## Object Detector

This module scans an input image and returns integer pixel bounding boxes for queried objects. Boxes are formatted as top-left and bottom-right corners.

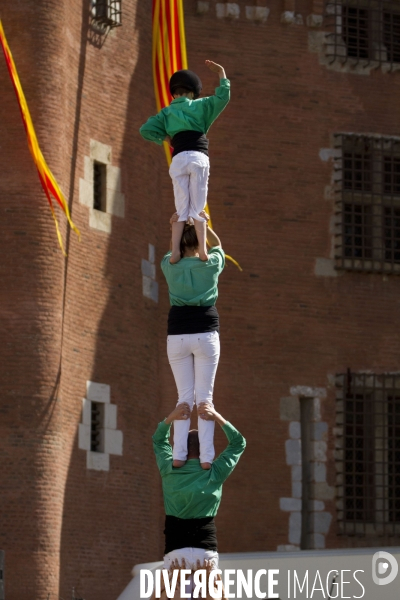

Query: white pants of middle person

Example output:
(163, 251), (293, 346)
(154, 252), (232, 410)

(167, 331), (220, 464)
(169, 151), (210, 222)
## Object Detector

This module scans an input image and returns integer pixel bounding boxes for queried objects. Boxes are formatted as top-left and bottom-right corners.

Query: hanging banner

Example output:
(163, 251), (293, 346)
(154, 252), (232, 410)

(152, 0), (187, 165)
(0, 20), (80, 255)
(151, 1), (242, 270)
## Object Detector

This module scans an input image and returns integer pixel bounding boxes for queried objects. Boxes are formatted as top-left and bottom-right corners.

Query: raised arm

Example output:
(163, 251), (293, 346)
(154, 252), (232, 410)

(201, 60), (230, 132)
(199, 210), (222, 248)
(153, 403), (190, 474)
(165, 403), (191, 425)
(205, 60), (226, 80)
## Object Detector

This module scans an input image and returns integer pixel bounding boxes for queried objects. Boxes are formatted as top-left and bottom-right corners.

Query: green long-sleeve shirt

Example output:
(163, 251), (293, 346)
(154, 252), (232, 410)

(161, 247), (225, 306)
(152, 420), (246, 519)
(140, 79), (230, 145)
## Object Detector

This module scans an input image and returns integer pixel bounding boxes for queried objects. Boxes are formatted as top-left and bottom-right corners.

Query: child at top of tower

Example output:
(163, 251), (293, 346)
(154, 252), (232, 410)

(139, 60), (230, 264)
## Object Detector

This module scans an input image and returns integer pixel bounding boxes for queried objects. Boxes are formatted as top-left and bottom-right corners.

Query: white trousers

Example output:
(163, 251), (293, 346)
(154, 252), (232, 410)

(169, 151), (210, 222)
(167, 331), (220, 463)
(163, 547), (219, 570)
(164, 548), (219, 599)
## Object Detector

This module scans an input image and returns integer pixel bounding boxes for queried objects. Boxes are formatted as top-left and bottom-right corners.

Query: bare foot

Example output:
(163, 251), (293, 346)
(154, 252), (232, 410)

(201, 462), (211, 470)
(169, 251), (181, 264)
(173, 460), (186, 468)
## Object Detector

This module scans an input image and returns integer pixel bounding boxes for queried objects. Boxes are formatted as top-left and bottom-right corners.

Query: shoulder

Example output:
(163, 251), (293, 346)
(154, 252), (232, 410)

(161, 252), (172, 270)
(208, 247), (225, 266)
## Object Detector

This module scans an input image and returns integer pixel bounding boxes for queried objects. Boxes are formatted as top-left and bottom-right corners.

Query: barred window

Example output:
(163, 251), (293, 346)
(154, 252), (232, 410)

(91, 0), (122, 29)
(336, 372), (400, 536)
(334, 134), (400, 274)
(325, 1), (400, 69)
(93, 161), (107, 212)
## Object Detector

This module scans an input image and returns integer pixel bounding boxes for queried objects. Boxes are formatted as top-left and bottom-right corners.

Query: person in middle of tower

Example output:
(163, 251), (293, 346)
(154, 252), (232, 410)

(139, 60), (230, 263)
(161, 211), (224, 470)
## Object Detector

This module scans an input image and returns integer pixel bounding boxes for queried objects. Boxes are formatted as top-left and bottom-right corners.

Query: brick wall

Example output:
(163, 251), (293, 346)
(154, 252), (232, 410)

(1, 0), (400, 598)
(157, 0), (400, 554)
(1, 1), (163, 599)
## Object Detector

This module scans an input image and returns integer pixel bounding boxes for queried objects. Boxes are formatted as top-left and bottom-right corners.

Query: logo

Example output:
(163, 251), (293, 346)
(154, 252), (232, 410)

(372, 551), (398, 586)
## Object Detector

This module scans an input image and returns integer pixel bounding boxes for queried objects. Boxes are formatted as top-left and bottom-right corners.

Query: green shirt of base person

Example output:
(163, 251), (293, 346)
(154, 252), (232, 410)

(152, 402), (246, 569)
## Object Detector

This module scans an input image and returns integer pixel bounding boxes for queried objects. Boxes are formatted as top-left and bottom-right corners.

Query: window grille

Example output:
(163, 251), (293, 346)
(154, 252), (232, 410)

(91, 0), (122, 29)
(91, 402), (103, 452)
(336, 372), (400, 536)
(334, 133), (400, 274)
(325, 1), (400, 70)
(93, 162), (107, 212)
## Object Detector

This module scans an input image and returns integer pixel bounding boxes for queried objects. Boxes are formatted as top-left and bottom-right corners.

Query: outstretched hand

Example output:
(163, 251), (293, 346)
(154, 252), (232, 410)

(205, 60), (226, 78)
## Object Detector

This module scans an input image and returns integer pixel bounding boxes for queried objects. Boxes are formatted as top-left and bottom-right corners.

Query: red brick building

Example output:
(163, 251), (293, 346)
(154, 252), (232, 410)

(1, 1), (400, 599)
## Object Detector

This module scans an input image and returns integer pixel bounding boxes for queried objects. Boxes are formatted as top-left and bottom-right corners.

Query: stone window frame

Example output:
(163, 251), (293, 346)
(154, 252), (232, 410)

(79, 139), (125, 234)
(324, 0), (400, 72)
(333, 133), (400, 275)
(78, 381), (123, 471)
(335, 372), (400, 536)
(279, 386), (334, 551)
(142, 243), (159, 303)
(196, 2), (270, 23)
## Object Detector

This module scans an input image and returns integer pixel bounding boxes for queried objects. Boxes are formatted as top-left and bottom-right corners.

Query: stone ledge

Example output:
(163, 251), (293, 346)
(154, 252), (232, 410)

(315, 258), (338, 277)
(246, 6), (269, 23)
(87, 381), (111, 403)
(216, 3), (240, 19)
(290, 385), (327, 399)
(197, 0), (209, 13)
(281, 11), (303, 25)
(86, 451), (109, 471)
(89, 208), (112, 233)
(90, 139), (111, 164)
(307, 13), (323, 27)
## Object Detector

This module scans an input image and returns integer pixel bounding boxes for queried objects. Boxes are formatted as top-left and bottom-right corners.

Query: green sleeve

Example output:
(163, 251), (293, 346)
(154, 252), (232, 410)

(211, 422), (246, 483)
(208, 247), (225, 272)
(160, 252), (172, 278)
(152, 420), (172, 475)
(139, 112), (167, 145)
(201, 78), (231, 133)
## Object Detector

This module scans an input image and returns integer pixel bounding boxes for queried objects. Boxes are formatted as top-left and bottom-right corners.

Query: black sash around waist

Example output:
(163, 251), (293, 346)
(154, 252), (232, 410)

(167, 305), (219, 335)
(164, 515), (218, 555)
(171, 130), (209, 157)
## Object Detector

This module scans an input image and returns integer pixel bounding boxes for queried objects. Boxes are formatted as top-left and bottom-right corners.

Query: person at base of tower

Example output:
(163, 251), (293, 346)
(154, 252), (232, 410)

(139, 60), (230, 264)
(152, 402), (246, 572)
(161, 212), (224, 470)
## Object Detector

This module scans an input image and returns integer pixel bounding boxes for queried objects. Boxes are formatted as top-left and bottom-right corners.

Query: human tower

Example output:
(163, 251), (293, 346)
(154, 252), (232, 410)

(140, 62), (246, 598)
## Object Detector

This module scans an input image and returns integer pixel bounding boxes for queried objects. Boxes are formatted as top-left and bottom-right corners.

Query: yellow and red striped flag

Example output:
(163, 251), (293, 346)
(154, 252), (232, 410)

(0, 20), (80, 256)
(152, 1), (241, 270)
(152, 0), (187, 166)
